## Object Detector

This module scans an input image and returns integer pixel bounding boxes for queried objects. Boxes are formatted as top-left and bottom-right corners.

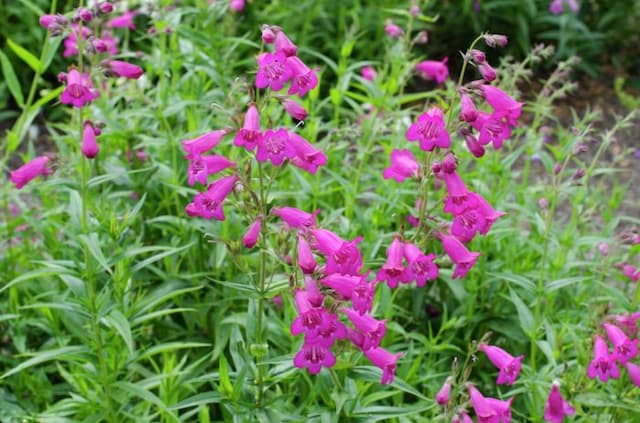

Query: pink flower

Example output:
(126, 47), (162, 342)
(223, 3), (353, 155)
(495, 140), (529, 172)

(63, 25), (91, 57)
(451, 193), (505, 242)
(383, 149), (419, 182)
(297, 235), (317, 274)
(622, 264), (640, 282)
(484, 34), (509, 48)
(287, 56), (318, 97)
(439, 233), (480, 279)
(242, 217), (262, 248)
(191, 175), (237, 220)
(384, 23), (404, 38)
(544, 382), (575, 422)
(453, 412), (474, 423)
(435, 377), (452, 406)
(603, 323), (639, 364)
(479, 85), (523, 126)
(274, 31), (297, 57)
(342, 307), (386, 351)
(182, 130), (228, 157)
(261, 25), (276, 44)
(272, 206), (318, 229)
(60, 69), (99, 108)
(293, 343), (335, 374)
(402, 243), (438, 287)
(479, 62), (497, 82)
(377, 238), (405, 289)
(363, 347), (402, 384)
(107, 11), (136, 30)
(626, 362), (640, 387)
(39, 14), (68, 34)
(415, 58), (449, 84)
(234, 105), (262, 150)
(478, 344), (523, 385)
(460, 93), (479, 122)
(92, 32), (119, 55)
(406, 107), (450, 151)
(10, 156), (51, 189)
(471, 111), (512, 149)
(587, 334), (620, 382)
(291, 290), (330, 338)
(282, 98), (308, 120)
(255, 52), (293, 91)
(549, 0), (564, 14)
(608, 311), (640, 337)
(361, 66), (377, 81)
(104, 60), (143, 79)
(256, 128), (295, 165)
(468, 385), (499, 423)
(288, 132), (327, 175)
(485, 397), (514, 423)
(320, 273), (375, 315)
(303, 275), (324, 307)
(442, 171), (478, 215)
(229, 0), (245, 12)
(81, 121), (100, 159)
(312, 229), (364, 275)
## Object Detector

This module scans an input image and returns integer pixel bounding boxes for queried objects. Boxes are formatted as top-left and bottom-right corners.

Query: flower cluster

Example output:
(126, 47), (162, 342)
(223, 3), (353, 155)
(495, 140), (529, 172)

(549, 0), (580, 14)
(588, 315), (640, 386)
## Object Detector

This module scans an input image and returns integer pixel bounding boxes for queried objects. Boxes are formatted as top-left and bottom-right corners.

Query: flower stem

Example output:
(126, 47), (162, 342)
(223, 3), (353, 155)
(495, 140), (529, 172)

(254, 161), (268, 407)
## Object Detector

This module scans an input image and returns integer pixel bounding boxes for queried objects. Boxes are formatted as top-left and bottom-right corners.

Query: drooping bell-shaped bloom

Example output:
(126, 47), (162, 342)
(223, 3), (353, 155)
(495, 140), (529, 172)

(435, 377), (452, 406)
(294, 343), (336, 374)
(63, 25), (92, 57)
(544, 382), (576, 422)
(479, 62), (497, 82)
(622, 264), (640, 282)
(383, 149), (419, 182)
(472, 193), (506, 234)
(302, 275), (324, 307)
(478, 344), (524, 385)
(192, 175), (237, 220)
(460, 93), (479, 122)
(297, 235), (317, 274)
(256, 128), (295, 165)
(603, 323), (639, 365)
(342, 307), (386, 351)
(104, 60), (143, 79)
(453, 412), (474, 423)
(402, 242), (438, 287)
(10, 156), (51, 189)
(274, 31), (297, 57)
(107, 10), (136, 30)
(442, 171), (478, 215)
(485, 397), (514, 423)
(377, 238), (405, 289)
(40, 14), (68, 34)
(384, 22), (404, 38)
(81, 121), (100, 159)
(479, 85), (523, 126)
(291, 290), (330, 338)
(288, 132), (327, 175)
(439, 233), (480, 279)
(406, 107), (450, 151)
(282, 98), (308, 120)
(312, 229), (364, 276)
(272, 206), (319, 229)
(472, 111), (512, 149)
(626, 362), (640, 387)
(415, 58), (449, 84)
(484, 34), (509, 48)
(182, 129), (228, 158)
(234, 105), (262, 150)
(465, 133), (485, 158)
(361, 66), (377, 81)
(468, 385), (499, 423)
(312, 313), (348, 347)
(287, 56), (318, 97)
(255, 52), (293, 91)
(363, 347), (402, 384)
(608, 311), (640, 337)
(242, 217), (262, 248)
(60, 69), (99, 108)
(92, 32), (119, 55)
(451, 207), (488, 243)
(187, 154), (235, 186)
(587, 334), (620, 382)
(320, 273), (375, 315)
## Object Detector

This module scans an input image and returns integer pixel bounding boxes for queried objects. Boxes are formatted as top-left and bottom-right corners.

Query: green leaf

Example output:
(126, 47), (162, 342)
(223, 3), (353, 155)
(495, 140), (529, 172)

(168, 392), (223, 411)
(509, 289), (534, 335)
(7, 39), (41, 73)
(79, 233), (113, 275)
(1, 346), (89, 379)
(113, 381), (170, 413)
(218, 355), (233, 395)
(102, 310), (134, 354)
(0, 50), (24, 107)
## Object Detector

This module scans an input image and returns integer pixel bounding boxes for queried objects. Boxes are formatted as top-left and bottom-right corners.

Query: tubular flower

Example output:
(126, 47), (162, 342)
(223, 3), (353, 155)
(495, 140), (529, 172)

(272, 206), (318, 229)
(290, 290), (330, 338)
(282, 98), (308, 120)
(63, 25), (92, 57)
(402, 242), (438, 287)
(384, 23), (404, 38)
(293, 343), (336, 375)
(361, 66), (377, 81)
(297, 235), (317, 274)
(406, 107), (451, 151)
(320, 273), (375, 315)
(544, 382), (576, 422)
(256, 128), (295, 165)
(303, 275), (324, 307)
(468, 385), (499, 423)
(187, 154), (236, 186)
(107, 10), (136, 30)
(274, 30), (297, 56)
(383, 149), (419, 182)
(234, 105), (262, 150)
(415, 58), (449, 84)
(242, 217), (262, 248)
(460, 93), (479, 122)
(376, 237), (405, 289)
(286, 56), (318, 97)
(587, 334), (620, 382)
(190, 175), (237, 220)
(363, 347), (402, 384)
(435, 377), (453, 406)
(626, 362), (640, 387)
(485, 397), (514, 423)
(342, 307), (386, 351)
(442, 171), (478, 216)
(10, 156), (51, 189)
(104, 60), (143, 79)
(288, 132), (327, 175)
(255, 52), (293, 91)
(603, 323), (639, 364)
(472, 111), (512, 149)
(81, 121), (100, 159)
(60, 69), (99, 108)
(478, 344), (524, 385)
(439, 233), (480, 279)
(182, 130), (228, 158)
(622, 264), (640, 282)
(479, 85), (523, 126)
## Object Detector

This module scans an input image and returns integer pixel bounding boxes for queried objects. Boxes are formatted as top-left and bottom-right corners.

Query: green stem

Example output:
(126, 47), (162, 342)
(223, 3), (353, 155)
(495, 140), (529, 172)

(254, 162), (268, 407)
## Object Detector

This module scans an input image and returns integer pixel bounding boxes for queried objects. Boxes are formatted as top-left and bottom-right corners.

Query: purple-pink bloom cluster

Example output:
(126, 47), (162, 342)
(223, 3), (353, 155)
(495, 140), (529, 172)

(587, 315), (640, 386)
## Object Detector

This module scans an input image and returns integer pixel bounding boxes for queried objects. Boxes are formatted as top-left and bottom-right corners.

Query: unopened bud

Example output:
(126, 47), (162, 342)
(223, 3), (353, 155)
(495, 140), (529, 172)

(442, 154), (457, 173)
(479, 62), (497, 82)
(485, 34), (508, 47)
(414, 31), (429, 44)
(464, 133), (485, 158)
(538, 198), (549, 209)
(261, 25), (276, 44)
(598, 242), (609, 256)
(572, 168), (585, 180)
(469, 49), (486, 63)
(553, 163), (562, 175)
(97, 2), (114, 14)
(75, 7), (93, 22)
(431, 161), (442, 174)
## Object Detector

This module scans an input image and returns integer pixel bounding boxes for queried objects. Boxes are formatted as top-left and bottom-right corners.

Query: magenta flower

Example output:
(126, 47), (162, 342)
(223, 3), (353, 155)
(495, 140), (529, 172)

(297, 235), (317, 274)
(187, 154), (234, 186)
(81, 121), (100, 159)
(587, 334), (620, 382)
(415, 58), (449, 84)
(291, 290), (330, 338)
(293, 343), (336, 375)
(608, 311), (640, 337)
(478, 343), (524, 385)
(549, 0), (564, 13)
(282, 98), (308, 120)
(10, 156), (51, 189)
(182, 130), (228, 158)
(287, 56), (318, 97)
(402, 243), (438, 287)
(342, 307), (386, 351)
(377, 238), (405, 289)
(363, 347), (402, 384)
(544, 382), (575, 422)
(39, 14), (68, 34)
(234, 105), (262, 150)
(104, 60), (143, 79)
(622, 264), (640, 282)
(107, 11), (136, 30)
(435, 377), (452, 406)
(603, 323), (639, 364)
(261, 25), (276, 44)
(384, 23), (404, 38)
(451, 207), (487, 243)
(272, 206), (318, 229)
(274, 31), (297, 57)
(192, 175), (237, 220)
(229, 0), (245, 12)
(63, 25), (92, 57)
(406, 107), (450, 151)
(242, 217), (262, 248)
(453, 412), (474, 423)
(626, 362), (640, 387)
(312, 229), (364, 275)
(61, 69), (99, 108)
(479, 85), (523, 126)
(485, 397), (514, 423)
(361, 66), (377, 81)
(442, 171), (478, 216)
(93, 32), (119, 55)
(303, 275), (324, 307)
(256, 128), (295, 165)
(479, 62), (497, 82)
(468, 385), (499, 423)
(460, 93), (479, 122)
(471, 111), (512, 149)
(320, 273), (375, 315)
(288, 132), (327, 175)
(439, 233), (480, 279)
(255, 52), (293, 91)
(312, 313), (348, 347)
(383, 149), (419, 182)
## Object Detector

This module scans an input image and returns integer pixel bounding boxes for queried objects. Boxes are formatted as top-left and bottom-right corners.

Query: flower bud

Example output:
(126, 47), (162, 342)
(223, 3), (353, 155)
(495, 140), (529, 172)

(539, 197), (549, 209)
(479, 62), (496, 82)
(485, 34), (508, 47)
(414, 31), (428, 44)
(572, 168), (585, 180)
(75, 7), (93, 22)
(553, 163), (562, 175)
(442, 154), (457, 173)
(282, 98), (308, 120)
(469, 49), (486, 63)
(598, 242), (609, 256)
(465, 133), (485, 158)
(431, 161), (442, 174)
(261, 25), (276, 44)
(81, 121), (100, 159)
(97, 2), (114, 14)
(410, 5), (420, 16)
